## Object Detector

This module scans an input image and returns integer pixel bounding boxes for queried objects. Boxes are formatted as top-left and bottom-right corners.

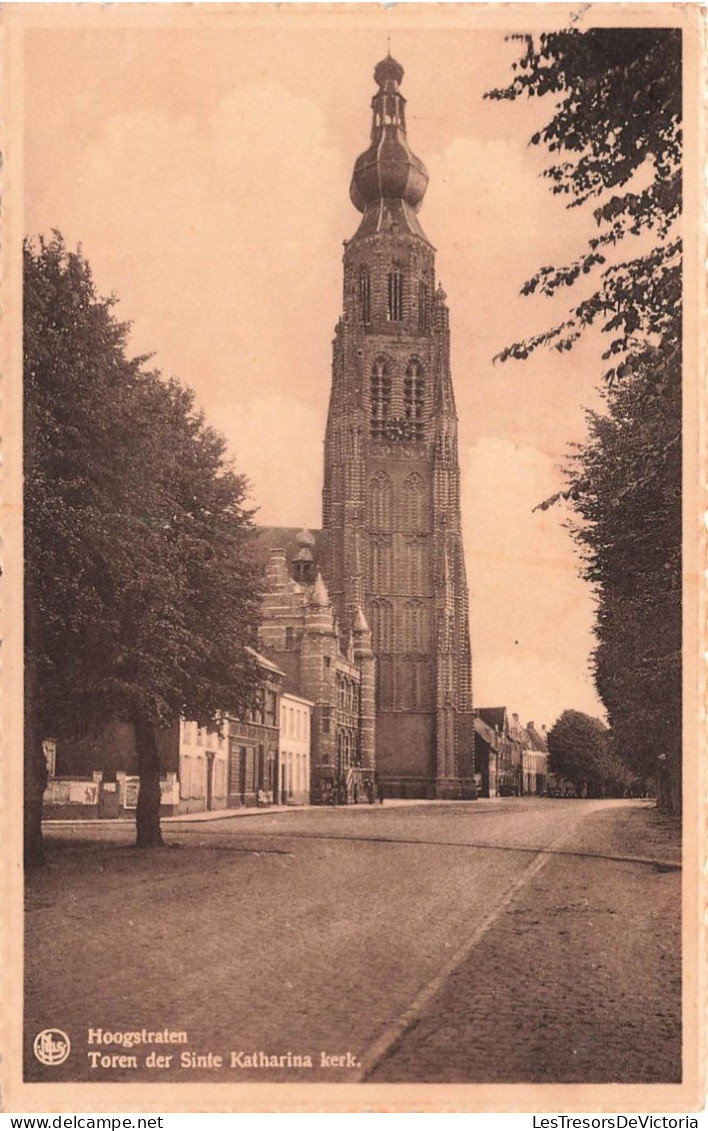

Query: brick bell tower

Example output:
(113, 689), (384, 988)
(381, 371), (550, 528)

(322, 54), (473, 799)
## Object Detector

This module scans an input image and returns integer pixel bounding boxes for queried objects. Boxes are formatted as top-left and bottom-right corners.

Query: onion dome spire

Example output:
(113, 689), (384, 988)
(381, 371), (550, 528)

(295, 527), (315, 548)
(349, 55), (430, 241)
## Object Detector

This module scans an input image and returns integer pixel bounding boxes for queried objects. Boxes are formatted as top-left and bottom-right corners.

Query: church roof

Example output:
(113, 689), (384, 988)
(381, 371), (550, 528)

(473, 716), (499, 749)
(244, 645), (286, 679)
(477, 707), (508, 733)
(254, 526), (325, 573)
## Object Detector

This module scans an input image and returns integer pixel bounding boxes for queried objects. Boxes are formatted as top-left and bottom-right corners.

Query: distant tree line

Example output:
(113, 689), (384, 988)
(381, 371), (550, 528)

(24, 234), (263, 864)
(488, 29), (682, 815)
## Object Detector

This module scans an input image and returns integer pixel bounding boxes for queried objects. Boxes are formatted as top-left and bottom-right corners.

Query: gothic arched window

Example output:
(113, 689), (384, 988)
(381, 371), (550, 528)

(358, 264), (371, 324)
(403, 600), (426, 651)
(369, 471), (392, 530)
(418, 273), (431, 331)
(371, 536), (393, 593)
(376, 657), (393, 710)
(404, 359), (425, 440)
(403, 537), (425, 594)
(403, 471), (425, 531)
(371, 599), (394, 653)
(370, 357), (391, 438)
(404, 656), (429, 709)
(387, 263), (404, 322)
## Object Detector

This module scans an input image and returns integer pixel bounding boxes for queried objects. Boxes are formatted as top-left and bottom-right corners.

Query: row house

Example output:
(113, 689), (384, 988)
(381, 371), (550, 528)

(471, 715), (499, 798)
(178, 648), (287, 813)
(278, 691), (313, 806)
(522, 721), (550, 797)
(42, 649), (297, 819)
(475, 708), (549, 797)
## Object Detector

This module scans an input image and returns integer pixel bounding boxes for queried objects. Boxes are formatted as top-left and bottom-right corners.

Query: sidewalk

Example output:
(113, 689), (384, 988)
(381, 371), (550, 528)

(43, 795), (481, 827)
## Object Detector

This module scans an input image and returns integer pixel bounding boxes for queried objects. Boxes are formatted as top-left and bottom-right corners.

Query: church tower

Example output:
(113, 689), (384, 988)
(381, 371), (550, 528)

(322, 55), (473, 798)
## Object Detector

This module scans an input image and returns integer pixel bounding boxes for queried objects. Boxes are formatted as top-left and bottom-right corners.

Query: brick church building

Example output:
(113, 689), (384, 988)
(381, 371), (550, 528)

(256, 528), (376, 805)
(257, 55), (475, 800)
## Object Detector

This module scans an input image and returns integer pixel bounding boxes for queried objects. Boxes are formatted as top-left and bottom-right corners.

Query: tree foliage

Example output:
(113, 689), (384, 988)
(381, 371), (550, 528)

(488, 29), (682, 814)
(24, 234), (263, 860)
(487, 28), (681, 383)
(566, 351), (681, 807)
(547, 710), (632, 797)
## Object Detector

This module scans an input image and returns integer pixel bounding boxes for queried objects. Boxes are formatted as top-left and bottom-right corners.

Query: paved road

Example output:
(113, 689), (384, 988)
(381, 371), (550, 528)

(25, 798), (680, 1084)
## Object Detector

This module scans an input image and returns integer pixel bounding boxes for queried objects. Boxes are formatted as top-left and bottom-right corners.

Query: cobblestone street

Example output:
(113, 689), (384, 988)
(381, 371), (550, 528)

(25, 799), (681, 1085)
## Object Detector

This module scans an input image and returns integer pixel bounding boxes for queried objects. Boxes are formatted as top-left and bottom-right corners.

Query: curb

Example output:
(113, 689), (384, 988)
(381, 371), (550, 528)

(42, 797), (483, 828)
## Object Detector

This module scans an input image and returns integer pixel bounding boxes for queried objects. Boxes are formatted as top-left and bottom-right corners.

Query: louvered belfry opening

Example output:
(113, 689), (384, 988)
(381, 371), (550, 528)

(404, 359), (425, 440)
(370, 358), (391, 438)
(387, 264), (404, 322)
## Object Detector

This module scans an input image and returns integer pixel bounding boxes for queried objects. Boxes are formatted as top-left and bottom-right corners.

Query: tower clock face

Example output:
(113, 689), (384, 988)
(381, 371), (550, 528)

(383, 417), (414, 442)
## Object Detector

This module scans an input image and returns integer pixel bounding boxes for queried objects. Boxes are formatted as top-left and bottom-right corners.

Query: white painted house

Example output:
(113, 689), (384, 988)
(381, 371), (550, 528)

(278, 692), (313, 806)
(178, 718), (228, 814)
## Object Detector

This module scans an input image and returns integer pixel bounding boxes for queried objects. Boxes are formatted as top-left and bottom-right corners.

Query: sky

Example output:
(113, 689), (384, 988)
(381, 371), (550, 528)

(23, 9), (614, 728)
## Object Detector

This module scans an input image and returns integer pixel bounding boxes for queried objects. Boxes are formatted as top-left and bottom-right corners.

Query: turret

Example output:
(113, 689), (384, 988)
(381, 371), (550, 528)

(292, 527), (317, 585)
(352, 606), (376, 771)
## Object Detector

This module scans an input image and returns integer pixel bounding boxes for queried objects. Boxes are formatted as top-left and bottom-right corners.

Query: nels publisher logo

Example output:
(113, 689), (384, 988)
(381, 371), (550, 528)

(33, 1028), (71, 1066)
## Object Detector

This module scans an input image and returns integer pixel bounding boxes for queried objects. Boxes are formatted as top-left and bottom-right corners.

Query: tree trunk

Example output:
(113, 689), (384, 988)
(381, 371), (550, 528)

(656, 747), (682, 818)
(134, 718), (164, 847)
(24, 656), (47, 869)
(24, 716), (47, 868)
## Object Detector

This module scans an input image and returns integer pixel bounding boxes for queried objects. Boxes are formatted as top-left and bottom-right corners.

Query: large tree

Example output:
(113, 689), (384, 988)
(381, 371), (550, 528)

(488, 29), (682, 813)
(547, 710), (632, 798)
(24, 234), (263, 862)
(566, 351), (681, 809)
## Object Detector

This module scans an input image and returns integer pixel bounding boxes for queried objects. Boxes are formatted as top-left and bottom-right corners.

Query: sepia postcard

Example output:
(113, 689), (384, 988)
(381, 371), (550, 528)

(1, 1), (704, 1115)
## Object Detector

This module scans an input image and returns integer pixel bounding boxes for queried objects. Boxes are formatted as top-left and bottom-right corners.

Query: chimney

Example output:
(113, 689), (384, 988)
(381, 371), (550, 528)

(266, 548), (289, 589)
